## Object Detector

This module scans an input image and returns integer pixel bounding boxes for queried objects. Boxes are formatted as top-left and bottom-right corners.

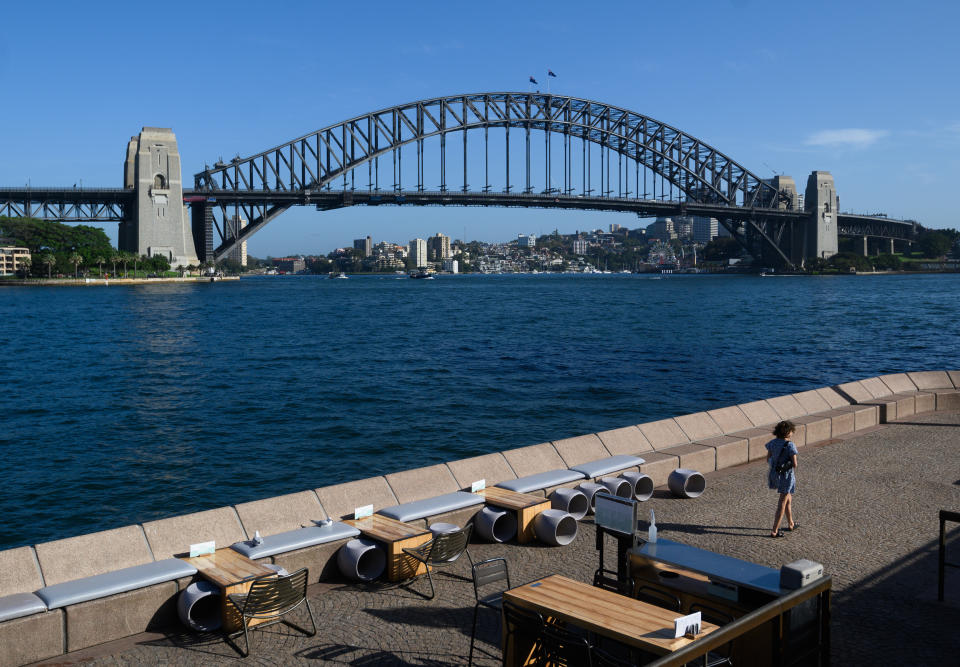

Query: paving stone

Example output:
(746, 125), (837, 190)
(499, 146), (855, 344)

(43, 412), (960, 666)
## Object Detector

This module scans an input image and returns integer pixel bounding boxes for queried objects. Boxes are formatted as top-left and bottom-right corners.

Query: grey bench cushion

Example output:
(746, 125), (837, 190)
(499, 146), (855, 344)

(569, 455), (646, 478)
(231, 522), (360, 560)
(377, 491), (484, 523)
(0, 592), (47, 622)
(496, 469), (586, 494)
(35, 558), (197, 610)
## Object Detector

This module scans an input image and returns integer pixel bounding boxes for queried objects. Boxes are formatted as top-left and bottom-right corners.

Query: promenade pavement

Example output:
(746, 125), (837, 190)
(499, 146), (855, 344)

(36, 411), (960, 666)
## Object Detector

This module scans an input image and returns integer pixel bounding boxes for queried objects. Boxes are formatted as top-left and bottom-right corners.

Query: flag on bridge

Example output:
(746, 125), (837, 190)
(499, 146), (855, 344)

(529, 76), (538, 84)
(548, 70), (557, 77)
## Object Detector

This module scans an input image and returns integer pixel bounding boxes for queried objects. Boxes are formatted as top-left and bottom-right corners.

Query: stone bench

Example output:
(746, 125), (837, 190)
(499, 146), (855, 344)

(495, 469), (586, 494)
(0, 592), (47, 623)
(568, 454), (645, 478)
(230, 522), (361, 561)
(35, 559), (197, 610)
(31, 524), (205, 654)
(378, 491), (484, 523)
(0, 546), (63, 666)
(233, 490), (358, 582)
(382, 464), (487, 528)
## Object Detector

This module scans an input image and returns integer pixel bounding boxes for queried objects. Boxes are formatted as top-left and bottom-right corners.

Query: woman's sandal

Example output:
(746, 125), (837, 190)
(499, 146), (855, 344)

(770, 530), (785, 538)
(787, 523), (800, 532)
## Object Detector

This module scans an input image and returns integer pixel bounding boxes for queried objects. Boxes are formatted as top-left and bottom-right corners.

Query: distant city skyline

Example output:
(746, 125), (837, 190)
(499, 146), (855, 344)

(1, 1), (956, 256)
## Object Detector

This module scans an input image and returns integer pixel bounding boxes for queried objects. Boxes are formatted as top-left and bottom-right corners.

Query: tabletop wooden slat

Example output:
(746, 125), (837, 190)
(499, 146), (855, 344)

(344, 514), (430, 542)
(181, 548), (276, 588)
(503, 574), (718, 655)
(477, 487), (550, 510)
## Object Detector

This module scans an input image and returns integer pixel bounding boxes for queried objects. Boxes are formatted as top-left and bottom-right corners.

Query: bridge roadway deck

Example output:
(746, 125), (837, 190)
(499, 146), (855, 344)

(38, 411), (960, 666)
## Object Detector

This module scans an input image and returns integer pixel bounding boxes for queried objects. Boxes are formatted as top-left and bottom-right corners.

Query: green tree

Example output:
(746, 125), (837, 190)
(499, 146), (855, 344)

(828, 252), (872, 273)
(93, 255), (105, 277)
(872, 253), (902, 271)
(17, 256), (31, 278)
(918, 231), (952, 259)
(703, 237), (741, 261)
(41, 253), (56, 278)
(69, 252), (83, 278)
(111, 252), (121, 277)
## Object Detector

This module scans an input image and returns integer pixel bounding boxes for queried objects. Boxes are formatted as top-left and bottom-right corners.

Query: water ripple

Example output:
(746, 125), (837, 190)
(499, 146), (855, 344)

(2, 273), (958, 549)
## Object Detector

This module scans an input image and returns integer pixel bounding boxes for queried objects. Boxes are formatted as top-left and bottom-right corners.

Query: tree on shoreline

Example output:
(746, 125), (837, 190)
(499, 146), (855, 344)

(69, 252), (83, 278)
(41, 253), (55, 278)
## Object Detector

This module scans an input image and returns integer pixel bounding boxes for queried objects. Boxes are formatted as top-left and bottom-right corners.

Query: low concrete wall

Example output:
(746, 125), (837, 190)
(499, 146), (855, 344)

(2, 370), (957, 664)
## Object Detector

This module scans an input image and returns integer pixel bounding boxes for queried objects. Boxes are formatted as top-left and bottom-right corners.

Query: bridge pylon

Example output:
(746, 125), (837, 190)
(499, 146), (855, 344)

(119, 128), (198, 268)
(802, 171), (839, 263)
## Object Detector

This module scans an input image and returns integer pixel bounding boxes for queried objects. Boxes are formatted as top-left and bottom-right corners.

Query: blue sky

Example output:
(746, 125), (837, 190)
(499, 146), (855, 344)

(1, 0), (957, 256)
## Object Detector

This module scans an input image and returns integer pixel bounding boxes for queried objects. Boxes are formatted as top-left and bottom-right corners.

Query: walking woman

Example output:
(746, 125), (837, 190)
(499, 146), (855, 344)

(766, 420), (799, 538)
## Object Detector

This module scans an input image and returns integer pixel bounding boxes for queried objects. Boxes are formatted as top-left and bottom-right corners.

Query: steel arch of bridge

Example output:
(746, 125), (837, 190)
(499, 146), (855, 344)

(195, 92), (794, 263)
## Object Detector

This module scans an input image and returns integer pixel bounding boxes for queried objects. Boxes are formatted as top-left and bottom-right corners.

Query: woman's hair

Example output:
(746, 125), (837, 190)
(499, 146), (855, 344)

(773, 420), (795, 439)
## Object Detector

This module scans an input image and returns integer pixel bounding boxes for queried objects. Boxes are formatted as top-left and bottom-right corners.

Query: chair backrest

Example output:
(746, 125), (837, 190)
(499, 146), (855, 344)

(689, 602), (734, 626)
(428, 523), (473, 564)
(242, 568), (309, 618)
(472, 557), (510, 601)
(542, 621), (592, 666)
(591, 645), (633, 667)
(635, 584), (682, 612)
(502, 600), (545, 659)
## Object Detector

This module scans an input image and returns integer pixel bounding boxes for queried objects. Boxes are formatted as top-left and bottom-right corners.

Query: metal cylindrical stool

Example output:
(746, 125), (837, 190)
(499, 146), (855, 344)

(550, 487), (589, 520)
(178, 580), (221, 632)
(475, 506), (518, 543)
(533, 509), (578, 546)
(668, 469), (706, 498)
(429, 522), (460, 537)
(620, 471), (654, 502)
(262, 563), (289, 577)
(576, 481), (608, 514)
(337, 538), (386, 581)
(600, 477), (633, 498)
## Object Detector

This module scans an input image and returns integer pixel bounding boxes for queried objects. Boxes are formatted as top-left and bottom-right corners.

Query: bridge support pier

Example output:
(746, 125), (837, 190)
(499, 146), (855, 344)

(888, 238), (895, 254)
(804, 171), (840, 261)
(859, 236), (869, 257)
(121, 128), (198, 268)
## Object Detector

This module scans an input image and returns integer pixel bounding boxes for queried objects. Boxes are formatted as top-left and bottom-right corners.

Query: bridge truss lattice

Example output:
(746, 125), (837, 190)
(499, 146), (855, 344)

(194, 92), (798, 263)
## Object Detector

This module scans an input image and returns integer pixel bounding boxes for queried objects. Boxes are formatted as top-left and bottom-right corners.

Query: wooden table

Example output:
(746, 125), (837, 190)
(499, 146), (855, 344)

(344, 514), (431, 581)
(181, 548), (278, 633)
(477, 487), (551, 544)
(502, 574), (718, 665)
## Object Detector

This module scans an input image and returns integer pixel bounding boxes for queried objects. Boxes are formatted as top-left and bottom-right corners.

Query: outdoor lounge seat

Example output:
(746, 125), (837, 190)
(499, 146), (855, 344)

(377, 491), (483, 524)
(495, 469), (586, 494)
(0, 593), (47, 622)
(568, 455), (645, 479)
(34, 559), (197, 610)
(230, 522), (360, 560)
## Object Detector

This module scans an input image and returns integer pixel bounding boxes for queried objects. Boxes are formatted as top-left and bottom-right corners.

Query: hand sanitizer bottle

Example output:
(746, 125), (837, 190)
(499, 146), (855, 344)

(648, 510), (657, 544)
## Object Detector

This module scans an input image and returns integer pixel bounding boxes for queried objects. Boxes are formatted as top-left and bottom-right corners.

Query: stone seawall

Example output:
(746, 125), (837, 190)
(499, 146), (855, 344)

(1, 370), (958, 666)
(0, 276), (238, 286)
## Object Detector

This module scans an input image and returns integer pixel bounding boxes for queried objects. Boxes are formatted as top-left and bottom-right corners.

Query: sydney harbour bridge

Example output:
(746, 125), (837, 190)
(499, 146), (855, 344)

(0, 92), (917, 269)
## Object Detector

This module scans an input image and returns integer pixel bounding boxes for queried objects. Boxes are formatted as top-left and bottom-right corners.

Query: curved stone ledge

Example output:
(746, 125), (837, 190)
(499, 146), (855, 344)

(1, 369), (957, 664)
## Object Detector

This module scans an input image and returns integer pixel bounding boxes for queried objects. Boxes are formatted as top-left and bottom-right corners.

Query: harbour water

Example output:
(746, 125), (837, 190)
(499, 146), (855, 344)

(2, 273), (957, 550)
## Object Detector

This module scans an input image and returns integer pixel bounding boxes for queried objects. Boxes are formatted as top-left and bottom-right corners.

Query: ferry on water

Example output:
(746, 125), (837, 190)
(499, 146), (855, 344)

(410, 269), (434, 279)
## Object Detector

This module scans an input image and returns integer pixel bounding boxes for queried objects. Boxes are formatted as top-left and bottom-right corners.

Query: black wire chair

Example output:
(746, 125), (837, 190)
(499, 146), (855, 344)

(502, 600), (546, 666)
(401, 523), (475, 599)
(541, 620), (593, 666)
(591, 644), (636, 667)
(225, 567), (316, 657)
(469, 557), (512, 666)
(687, 603), (735, 667)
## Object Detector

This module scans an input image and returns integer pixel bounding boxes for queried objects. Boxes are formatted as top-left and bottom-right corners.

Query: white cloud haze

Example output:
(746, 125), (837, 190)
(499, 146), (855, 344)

(805, 128), (889, 148)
